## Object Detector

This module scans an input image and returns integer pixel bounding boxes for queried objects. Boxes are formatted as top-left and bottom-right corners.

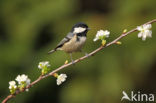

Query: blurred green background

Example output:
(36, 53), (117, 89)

(0, 0), (156, 103)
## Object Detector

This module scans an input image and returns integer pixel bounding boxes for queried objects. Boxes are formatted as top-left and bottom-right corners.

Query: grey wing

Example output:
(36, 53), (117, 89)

(48, 32), (74, 54)
(55, 32), (74, 49)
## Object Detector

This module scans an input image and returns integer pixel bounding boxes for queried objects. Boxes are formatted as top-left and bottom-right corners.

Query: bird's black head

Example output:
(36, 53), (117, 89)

(71, 22), (90, 36)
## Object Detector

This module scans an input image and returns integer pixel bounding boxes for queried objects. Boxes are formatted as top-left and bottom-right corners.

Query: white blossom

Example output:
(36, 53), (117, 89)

(38, 61), (50, 69)
(57, 74), (67, 85)
(15, 74), (31, 85)
(94, 30), (110, 41)
(137, 24), (152, 41)
(9, 81), (17, 89)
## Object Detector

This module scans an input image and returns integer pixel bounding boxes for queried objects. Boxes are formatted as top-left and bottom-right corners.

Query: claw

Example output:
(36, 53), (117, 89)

(85, 52), (89, 56)
(71, 60), (75, 65)
(80, 50), (89, 57)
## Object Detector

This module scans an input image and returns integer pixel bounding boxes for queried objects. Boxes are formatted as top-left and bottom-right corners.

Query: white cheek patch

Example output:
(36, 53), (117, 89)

(74, 27), (86, 33)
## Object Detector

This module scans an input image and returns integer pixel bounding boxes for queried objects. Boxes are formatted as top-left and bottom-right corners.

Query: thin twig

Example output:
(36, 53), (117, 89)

(2, 19), (156, 103)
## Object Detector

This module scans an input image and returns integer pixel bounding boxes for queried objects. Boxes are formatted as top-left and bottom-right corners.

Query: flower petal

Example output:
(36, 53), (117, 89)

(137, 26), (143, 31)
(143, 24), (152, 30)
(138, 32), (143, 38)
(145, 30), (152, 38)
(93, 38), (98, 41)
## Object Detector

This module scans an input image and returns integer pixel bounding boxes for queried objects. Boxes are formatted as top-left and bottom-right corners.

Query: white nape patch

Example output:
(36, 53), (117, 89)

(73, 27), (86, 33)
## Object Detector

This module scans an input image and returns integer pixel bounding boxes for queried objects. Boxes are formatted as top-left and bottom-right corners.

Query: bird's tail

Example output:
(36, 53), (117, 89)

(48, 49), (56, 54)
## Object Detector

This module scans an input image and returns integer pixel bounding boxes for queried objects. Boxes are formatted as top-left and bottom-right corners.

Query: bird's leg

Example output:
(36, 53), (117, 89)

(70, 53), (75, 64)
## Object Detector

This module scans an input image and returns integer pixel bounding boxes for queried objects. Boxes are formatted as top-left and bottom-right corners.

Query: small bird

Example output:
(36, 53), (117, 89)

(48, 22), (90, 63)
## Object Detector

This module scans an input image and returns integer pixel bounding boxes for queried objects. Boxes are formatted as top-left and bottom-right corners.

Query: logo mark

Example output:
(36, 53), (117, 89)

(121, 91), (154, 102)
(121, 91), (130, 101)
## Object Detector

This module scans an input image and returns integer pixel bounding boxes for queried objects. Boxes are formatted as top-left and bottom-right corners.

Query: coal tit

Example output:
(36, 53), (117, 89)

(48, 22), (90, 63)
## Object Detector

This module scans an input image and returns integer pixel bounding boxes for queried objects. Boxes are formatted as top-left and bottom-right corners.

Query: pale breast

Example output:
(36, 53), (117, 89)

(61, 35), (86, 53)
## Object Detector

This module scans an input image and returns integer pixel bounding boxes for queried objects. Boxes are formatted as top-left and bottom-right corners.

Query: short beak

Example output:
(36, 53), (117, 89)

(87, 28), (91, 30)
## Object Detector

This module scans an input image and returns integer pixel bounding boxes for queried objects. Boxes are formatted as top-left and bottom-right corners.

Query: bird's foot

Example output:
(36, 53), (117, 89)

(85, 52), (89, 57)
(71, 60), (75, 65)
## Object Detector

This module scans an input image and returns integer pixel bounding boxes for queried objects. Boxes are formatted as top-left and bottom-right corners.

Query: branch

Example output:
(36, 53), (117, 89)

(2, 19), (156, 103)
